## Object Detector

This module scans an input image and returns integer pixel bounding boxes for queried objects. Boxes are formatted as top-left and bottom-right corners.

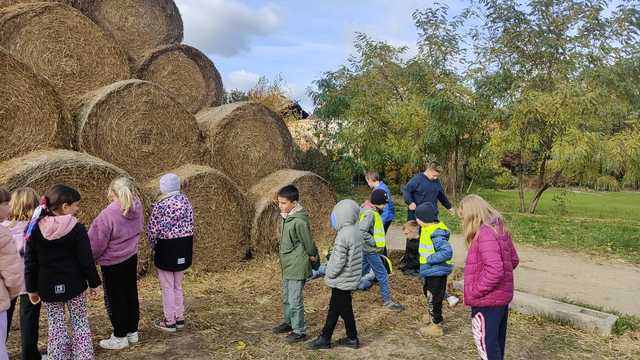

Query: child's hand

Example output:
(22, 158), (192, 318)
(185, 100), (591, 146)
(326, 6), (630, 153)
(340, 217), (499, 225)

(88, 288), (98, 300)
(28, 292), (41, 305)
(409, 203), (417, 211)
(448, 207), (457, 216)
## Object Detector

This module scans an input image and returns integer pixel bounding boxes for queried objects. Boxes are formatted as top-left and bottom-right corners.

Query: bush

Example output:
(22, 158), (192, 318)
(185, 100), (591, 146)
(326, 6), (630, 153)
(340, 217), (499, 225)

(496, 171), (518, 189)
(595, 176), (621, 192)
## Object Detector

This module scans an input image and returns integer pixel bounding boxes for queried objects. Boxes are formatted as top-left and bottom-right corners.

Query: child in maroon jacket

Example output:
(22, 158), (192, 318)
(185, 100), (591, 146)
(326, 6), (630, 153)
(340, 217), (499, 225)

(460, 195), (519, 360)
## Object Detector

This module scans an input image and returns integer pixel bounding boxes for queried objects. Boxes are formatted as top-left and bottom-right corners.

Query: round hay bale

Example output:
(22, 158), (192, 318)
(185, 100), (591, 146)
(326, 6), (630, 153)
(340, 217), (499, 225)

(76, 0), (183, 64)
(135, 44), (223, 113)
(143, 164), (251, 272)
(0, 149), (139, 227)
(76, 79), (200, 182)
(0, 0), (74, 8)
(197, 102), (295, 191)
(249, 169), (336, 255)
(0, 47), (73, 161)
(0, 2), (130, 106)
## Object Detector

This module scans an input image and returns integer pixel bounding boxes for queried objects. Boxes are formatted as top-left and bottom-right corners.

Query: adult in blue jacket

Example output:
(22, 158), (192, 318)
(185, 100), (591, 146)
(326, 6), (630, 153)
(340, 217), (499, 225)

(403, 161), (455, 221)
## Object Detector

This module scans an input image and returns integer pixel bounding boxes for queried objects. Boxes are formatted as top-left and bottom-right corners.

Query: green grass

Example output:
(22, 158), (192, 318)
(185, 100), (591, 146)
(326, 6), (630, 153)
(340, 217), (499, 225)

(340, 187), (640, 263)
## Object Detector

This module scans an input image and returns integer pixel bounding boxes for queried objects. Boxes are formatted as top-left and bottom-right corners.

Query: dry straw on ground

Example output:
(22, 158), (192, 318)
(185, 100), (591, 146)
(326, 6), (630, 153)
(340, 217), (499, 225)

(75, 79), (200, 182)
(249, 169), (336, 255)
(76, 0), (183, 64)
(135, 44), (223, 114)
(0, 2), (129, 107)
(0, 47), (73, 161)
(144, 165), (252, 272)
(0, 150), (135, 226)
(197, 102), (295, 191)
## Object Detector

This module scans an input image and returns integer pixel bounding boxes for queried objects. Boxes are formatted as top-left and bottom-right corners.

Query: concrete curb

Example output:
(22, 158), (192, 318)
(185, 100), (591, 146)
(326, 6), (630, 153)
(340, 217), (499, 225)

(453, 281), (618, 336)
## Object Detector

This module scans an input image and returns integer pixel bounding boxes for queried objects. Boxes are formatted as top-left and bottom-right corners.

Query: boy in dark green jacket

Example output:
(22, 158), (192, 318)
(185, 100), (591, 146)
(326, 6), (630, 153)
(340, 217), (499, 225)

(272, 185), (319, 343)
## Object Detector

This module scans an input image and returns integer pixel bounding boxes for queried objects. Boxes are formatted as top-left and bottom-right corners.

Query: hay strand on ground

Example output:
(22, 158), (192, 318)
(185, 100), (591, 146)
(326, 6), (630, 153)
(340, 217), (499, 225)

(135, 44), (223, 113)
(0, 2), (130, 106)
(0, 47), (73, 161)
(75, 79), (200, 182)
(144, 165), (252, 272)
(197, 102), (295, 191)
(249, 169), (336, 255)
(76, 0), (183, 64)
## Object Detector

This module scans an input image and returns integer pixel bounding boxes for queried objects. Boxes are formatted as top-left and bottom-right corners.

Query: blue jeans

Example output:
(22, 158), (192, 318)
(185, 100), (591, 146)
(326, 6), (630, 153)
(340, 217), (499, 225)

(282, 279), (306, 335)
(471, 306), (509, 360)
(362, 252), (391, 304)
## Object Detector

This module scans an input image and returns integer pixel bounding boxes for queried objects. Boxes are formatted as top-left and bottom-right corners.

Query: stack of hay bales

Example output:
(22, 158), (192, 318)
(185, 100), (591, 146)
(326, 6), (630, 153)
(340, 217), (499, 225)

(0, 0), (336, 273)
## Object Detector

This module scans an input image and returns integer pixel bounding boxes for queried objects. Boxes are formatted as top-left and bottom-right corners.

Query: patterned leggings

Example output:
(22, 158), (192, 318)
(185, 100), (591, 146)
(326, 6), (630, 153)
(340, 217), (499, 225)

(45, 293), (94, 360)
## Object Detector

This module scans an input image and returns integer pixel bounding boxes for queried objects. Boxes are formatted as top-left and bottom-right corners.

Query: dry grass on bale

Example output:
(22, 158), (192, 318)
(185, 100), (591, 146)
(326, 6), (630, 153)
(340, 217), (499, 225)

(197, 102), (295, 191)
(249, 169), (336, 256)
(0, 0), (73, 8)
(135, 44), (223, 114)
(0, 2), (129, 107)
(76, 0), (183, 64)
(75, 79), (200, 182)
(0, 47), (73, 161)
(143, 164), (252, 272)
(0, 150), (141, 227)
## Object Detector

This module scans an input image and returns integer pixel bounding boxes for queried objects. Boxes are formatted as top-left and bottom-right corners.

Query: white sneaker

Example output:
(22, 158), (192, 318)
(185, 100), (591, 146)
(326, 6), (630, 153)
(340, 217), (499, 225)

(99, 334), (129, 350)
(447, 295), (460, 307)
(41, 355), (48, 360)
(127, 332), (139, 344)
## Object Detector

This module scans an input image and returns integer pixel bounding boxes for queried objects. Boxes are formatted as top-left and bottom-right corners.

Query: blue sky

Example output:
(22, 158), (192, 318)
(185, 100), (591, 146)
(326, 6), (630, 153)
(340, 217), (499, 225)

(174, 0), (623, 111)
(174, 0), (468, 110)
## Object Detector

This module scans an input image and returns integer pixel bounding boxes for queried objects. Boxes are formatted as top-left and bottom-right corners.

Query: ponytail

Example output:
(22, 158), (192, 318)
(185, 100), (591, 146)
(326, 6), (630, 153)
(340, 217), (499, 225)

(24, 184), (81, 241)
(109, 177), (138, 216)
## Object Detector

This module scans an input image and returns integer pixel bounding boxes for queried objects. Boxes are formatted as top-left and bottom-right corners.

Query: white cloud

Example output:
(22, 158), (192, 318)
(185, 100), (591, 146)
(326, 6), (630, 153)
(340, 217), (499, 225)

(225, 70), (261, 91)
(175, 0), (283, 57)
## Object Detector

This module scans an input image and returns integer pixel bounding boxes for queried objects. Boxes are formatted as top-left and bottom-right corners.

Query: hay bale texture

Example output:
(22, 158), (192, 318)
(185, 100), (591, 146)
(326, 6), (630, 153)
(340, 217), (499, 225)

(249, 169), (336, 255)
(76, 0), (183, 64)
(197, 102), (295, 191)
(0, 2), (130, 106)
(75, 79), (200, 182)
(0, 0), (74, 8)
(144, 165), (251, 271)
(0, 47), (73, 161)
(0, 150), (137, 226)
(135, 44), (223, 113)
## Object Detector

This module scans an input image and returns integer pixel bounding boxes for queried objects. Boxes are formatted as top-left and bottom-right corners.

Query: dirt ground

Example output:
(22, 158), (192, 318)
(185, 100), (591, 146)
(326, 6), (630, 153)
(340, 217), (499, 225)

(6, 253), (640, 360)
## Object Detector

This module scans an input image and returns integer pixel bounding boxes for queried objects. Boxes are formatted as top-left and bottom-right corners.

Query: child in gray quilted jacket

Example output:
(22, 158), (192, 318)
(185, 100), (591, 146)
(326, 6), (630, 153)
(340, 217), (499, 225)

(305, 199), (363, 350)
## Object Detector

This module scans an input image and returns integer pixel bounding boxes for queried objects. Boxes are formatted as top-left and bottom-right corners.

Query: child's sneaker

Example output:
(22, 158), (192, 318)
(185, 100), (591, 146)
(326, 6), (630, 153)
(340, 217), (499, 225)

(153, 319), (177, 332)
(127, 332), (139, 343)
(447, 295), (460, 307)
(99, 334), (129, 350)
(419, 324), (444, 337)
(383, 301), (405, 311)
(176, 319), (185, 329)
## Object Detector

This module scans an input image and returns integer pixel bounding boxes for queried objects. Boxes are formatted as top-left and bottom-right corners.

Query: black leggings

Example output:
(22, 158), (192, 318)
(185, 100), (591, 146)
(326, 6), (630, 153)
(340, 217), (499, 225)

(423, 276), (447, 324)
(321, 288), (358, 340)
(101, 254), (140, 337)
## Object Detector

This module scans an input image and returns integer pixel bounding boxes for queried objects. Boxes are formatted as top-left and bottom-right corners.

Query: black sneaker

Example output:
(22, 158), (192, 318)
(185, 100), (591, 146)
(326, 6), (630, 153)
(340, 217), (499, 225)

(336, 337), (360, 349)
(304, 336), (331, 350)
(272, 323), (292, 334)
(176, 319), (185, 329)
(285, 332), (307, 343)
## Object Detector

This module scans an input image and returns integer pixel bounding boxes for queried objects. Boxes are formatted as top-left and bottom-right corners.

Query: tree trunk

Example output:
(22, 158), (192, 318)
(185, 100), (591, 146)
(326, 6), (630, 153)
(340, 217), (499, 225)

(517, 171), (526, 213)
(528, 182), (550, 214)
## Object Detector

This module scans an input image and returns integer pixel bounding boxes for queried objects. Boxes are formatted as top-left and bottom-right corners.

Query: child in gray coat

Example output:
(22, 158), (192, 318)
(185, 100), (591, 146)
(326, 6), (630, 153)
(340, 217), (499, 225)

(305, 200), (363, 350)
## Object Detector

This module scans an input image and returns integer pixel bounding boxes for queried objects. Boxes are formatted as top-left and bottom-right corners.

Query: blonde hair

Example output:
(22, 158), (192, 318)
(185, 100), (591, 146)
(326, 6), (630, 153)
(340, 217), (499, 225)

(460, 194), (508, 247)
(9, 187), (39, 222)
(109, 177), (138, 216)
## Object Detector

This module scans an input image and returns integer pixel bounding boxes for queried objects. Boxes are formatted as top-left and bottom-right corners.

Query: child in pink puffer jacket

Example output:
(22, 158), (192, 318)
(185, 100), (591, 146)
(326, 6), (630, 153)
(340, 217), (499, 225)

(460, 194), (519, 360)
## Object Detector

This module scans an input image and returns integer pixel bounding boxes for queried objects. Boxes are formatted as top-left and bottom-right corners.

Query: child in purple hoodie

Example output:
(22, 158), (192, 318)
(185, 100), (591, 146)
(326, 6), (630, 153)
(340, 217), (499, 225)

(89, 177), (144, 350)
(460, 195), (519, 360)
(147, 173), (194, 332)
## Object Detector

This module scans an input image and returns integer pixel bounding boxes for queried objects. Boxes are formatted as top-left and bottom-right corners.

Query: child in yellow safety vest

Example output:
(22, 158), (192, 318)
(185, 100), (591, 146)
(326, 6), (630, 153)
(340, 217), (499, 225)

(358, 189), (404, 311)
(415, 202), (453, 337)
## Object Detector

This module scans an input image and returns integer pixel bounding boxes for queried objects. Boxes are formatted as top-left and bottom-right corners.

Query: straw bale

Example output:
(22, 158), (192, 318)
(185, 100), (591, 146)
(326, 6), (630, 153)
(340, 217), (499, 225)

(0, 0), (74, 8)
(135, 44), (223, 113)
(144, 164), (251, 272)
(0, 47), (73, 161)
(76, 0), (183, 64)
(0, 2), (129, 106)
(197, 102), (295, 191)
(249, 169), (336, 255)
(75, 79), (200, 182)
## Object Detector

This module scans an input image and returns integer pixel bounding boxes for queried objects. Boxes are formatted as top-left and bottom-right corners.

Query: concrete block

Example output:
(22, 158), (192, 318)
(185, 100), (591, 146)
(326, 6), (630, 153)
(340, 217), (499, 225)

(453, 281), (618, 336)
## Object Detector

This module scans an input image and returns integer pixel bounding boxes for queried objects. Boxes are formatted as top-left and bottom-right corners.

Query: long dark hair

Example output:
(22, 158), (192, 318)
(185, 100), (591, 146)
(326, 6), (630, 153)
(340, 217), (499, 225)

(24, 184), (81, 241)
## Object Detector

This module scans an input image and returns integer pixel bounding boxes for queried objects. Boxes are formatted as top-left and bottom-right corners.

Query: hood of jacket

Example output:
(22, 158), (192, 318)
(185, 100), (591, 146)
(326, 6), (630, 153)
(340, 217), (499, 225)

(107, 200), (143, 220)
(331, 199), (359, 231)
(39, 215), (78, 240)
